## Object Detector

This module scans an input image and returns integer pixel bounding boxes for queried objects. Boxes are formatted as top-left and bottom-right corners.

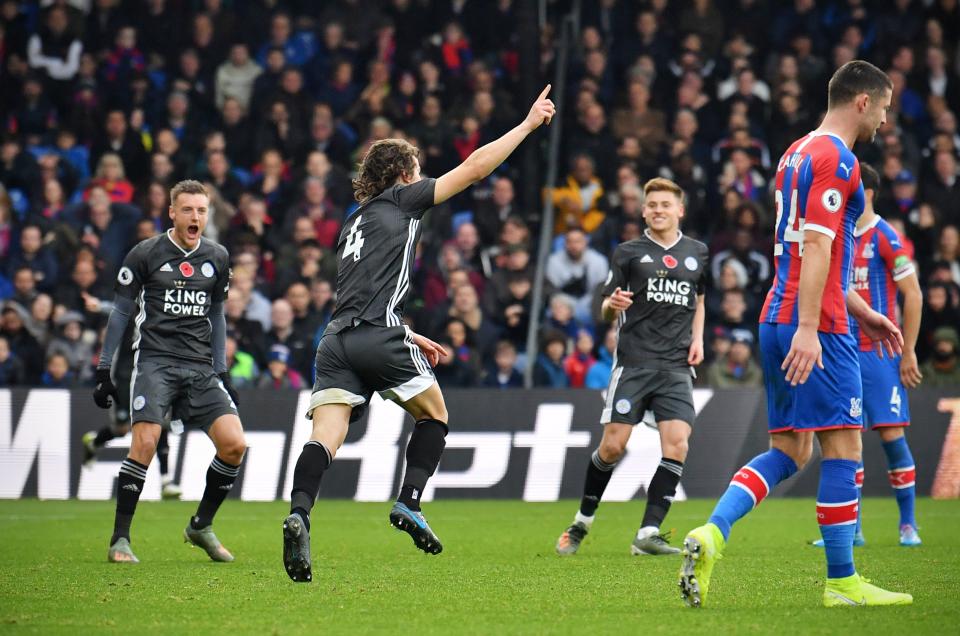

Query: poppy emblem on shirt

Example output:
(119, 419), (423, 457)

(179, 262), (195, 278)
(662, 255), (678, 269)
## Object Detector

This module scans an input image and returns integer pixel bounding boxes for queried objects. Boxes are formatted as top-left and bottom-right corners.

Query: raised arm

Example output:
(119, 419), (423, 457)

(433, 85), (555, 205)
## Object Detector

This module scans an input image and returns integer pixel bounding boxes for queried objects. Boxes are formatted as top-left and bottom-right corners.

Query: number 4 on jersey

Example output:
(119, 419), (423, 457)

(343, 215), (364, 262)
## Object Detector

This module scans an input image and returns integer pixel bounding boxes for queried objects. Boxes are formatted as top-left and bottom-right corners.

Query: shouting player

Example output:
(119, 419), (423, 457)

(810, 163), (923, 548)
(281, 87), (556, 582)
(94, 180), (245, 564)
(555, 178), (707, 557)
(678, 61), (912, 608)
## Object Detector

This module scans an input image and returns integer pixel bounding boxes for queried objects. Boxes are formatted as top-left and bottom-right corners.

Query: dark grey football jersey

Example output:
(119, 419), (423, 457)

(324, 178), (436, 335)
(602, 231), (709, 370)
(115, 231), (231, 366)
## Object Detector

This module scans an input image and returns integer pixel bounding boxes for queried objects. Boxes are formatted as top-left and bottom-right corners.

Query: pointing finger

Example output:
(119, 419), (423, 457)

(538, 84), (552, 100)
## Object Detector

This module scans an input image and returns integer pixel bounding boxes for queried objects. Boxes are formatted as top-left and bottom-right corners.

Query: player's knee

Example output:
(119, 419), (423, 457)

(878, 426), (904, 443)
(218, 437), (247, 464)
(599, 438), (626, 463)
(663, 437), (689, 461)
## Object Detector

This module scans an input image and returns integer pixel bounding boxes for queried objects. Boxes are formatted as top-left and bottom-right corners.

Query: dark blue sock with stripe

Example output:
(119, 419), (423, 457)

(882, 436), (917, 527)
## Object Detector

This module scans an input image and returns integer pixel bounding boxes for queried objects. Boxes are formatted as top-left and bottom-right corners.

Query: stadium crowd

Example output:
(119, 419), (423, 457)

(1, 0), (959, 391)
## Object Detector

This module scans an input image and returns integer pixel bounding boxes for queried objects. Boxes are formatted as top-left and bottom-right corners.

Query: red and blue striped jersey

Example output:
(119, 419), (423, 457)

(760, 133), (865, 334)
(850, 216), (915, 351)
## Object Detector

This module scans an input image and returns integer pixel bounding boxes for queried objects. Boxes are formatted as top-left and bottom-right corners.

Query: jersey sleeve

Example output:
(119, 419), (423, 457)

(114, 242), (147, 299)
(600, 246), (627, 296)
(878, 223), (915, 281)
(396, 178), (437, 219)
(212, 248), (231, 303)
(697, 243), (709, 295)
(802, 145), (857, 240)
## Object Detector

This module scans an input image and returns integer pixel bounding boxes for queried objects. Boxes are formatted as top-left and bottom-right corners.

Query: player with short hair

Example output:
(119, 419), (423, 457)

(555, 177), (708, 557)
(282, 87), (556, 582)
(809, 163), (923, 548)
(94, 180), (245, 564)
(679, 61), (912, 608)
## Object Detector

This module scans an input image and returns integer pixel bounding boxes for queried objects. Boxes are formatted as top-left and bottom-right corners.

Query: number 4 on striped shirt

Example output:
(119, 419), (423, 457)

(343, 215), (364, 261)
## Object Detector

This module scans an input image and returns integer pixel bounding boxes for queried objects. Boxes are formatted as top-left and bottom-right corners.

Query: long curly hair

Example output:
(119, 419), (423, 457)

(352, 139), (420, 204)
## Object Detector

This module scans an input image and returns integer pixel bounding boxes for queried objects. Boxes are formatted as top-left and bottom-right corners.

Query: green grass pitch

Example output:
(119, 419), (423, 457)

(1, 498), (958, 634)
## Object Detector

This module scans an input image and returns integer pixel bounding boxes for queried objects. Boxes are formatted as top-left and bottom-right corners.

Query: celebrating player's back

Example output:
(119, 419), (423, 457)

(679, 61), (911, 609)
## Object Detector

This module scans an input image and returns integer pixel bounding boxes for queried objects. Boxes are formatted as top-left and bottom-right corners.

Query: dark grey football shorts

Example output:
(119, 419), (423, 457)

(129, 358), (237, 431)
(600, 366), (696, 427)
(308, 322), (435, 421)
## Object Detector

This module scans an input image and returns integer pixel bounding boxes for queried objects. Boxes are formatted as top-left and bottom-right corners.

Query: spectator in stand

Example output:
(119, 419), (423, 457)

(85, 153), (134, 203)
(26, 293), (53, 349)
(710, 227), (770, 297)
(474, 177), (517, 247)
(923, 152), (960, 226)
(585, 326), (617, 390)
(482, 340), (523, 389)
(931, 224), (960, 285)
(46, 310), (93, 384)
(610, 80), (666, 164)
(546, 227), (609, 324)
(265, 298), (312, 381)
(920, 327), (960, 386)
(63, 185), (140, 275)
(282, 177), (341, 250)
(706, 328), (763, 388)
(10, 267), (37, 309)
(533, 330), (570, 388)
(90, 110), (148, 185)
(434, 338), (477, 388)
(285, 280), (321, 342)
(549, 154), (606, 235)
(1, 302), (42, 384)
(718, 147), (766, 203)
(6, 224), (57, 293)
(564, 329), (596, 388)
(215, 43), (262, 111)
(226, 335), (259, 388)
(257, 344), (305, 390)
(0, 334), (25, 385)
(40, 351), (74, 387)
(26, 6), (82, 108)
(592, 182), (643, 258)
(440, 282), (499, 364)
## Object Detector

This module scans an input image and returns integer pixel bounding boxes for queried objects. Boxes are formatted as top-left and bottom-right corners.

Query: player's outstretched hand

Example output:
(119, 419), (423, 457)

(411, 332), (447, 368)
(92, 368), (118, 409)
(522, 85), (557, 132)
(856, 309), (904, 359)
(781, 325), (823, 386)
(607, 287), (634, 312)
(900, 349), (922, 388)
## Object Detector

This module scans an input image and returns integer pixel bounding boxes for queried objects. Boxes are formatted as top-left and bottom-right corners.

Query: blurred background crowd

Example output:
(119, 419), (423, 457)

(1, 0), (959, 392)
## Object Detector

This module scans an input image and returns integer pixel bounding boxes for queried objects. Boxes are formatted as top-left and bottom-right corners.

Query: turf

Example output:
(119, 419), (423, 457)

(0, 498), (957, 634)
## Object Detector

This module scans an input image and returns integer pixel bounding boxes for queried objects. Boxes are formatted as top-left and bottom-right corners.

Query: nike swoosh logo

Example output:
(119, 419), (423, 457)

(827, 591), (865, 606)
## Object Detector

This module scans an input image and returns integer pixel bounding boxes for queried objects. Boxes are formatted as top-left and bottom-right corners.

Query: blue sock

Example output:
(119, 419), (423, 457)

(817, 459), (858, 579)
(708, 448), (798, 541)
(854, 461), (864, 536)
(882, 436), (916, 528)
